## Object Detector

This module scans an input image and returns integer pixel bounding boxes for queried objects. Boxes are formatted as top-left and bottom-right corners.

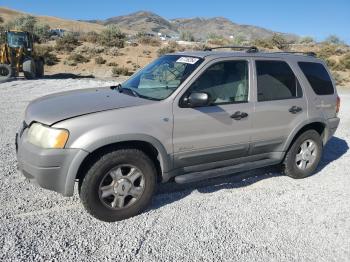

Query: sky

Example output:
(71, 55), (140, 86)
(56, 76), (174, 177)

(1, 0), (349, 43)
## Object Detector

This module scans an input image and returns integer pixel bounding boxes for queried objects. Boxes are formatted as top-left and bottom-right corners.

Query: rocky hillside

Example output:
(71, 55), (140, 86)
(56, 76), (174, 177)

(103, 11), (177, 35)
(172, 17), (297, 41)
(1, 7), (298, 41)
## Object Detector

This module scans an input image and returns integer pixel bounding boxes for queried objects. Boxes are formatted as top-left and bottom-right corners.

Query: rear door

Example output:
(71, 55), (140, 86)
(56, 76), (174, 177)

(250, 59), (307, 155)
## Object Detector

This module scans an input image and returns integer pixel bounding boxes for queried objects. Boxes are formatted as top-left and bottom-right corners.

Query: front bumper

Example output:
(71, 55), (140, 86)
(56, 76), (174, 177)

(16, 128), (89, 196)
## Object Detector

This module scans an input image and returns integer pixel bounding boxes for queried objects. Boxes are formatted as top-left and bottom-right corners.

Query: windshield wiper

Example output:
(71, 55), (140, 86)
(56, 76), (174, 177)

(111, 84), (140, 98)
(121, 87), (140, 97)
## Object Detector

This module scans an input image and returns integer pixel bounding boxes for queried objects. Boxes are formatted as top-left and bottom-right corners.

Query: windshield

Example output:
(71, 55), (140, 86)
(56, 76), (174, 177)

(121, 55), (203, 100)
(7, 32), (29, 48)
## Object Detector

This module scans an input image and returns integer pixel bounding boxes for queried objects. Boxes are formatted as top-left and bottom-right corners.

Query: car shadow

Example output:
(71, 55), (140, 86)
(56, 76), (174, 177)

(317, 136), (349, 171)
(42, 73), (95, 79)
(151, 136), (348, 210)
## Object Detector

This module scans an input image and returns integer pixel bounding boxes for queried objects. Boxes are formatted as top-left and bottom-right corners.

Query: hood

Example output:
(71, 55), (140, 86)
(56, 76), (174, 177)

(25, 87), (153, 125)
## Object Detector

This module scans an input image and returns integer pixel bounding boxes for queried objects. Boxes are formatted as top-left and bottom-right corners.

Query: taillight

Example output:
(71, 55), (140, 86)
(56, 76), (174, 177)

(336, 96), (340, 114)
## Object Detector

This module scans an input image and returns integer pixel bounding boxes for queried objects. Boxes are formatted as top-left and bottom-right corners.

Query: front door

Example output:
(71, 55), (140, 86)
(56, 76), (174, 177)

(172, 59), (253, 169)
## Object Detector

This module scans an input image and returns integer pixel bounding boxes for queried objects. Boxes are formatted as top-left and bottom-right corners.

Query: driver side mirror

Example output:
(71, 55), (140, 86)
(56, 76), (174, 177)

(181, 92), (210, 108)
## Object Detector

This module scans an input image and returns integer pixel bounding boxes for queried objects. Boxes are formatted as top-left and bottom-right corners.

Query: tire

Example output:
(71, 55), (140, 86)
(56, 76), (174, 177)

(35, 59), (44, 78)
(0, 64), (13, 82)
(23, 59), (36, 79)
(79, 149), (157, 222)
(282, 130), (323, 179)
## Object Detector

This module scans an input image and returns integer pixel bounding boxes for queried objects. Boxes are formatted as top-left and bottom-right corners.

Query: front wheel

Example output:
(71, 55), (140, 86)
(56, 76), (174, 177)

(0, 64), (13, 82)
(79, 149), (157, 222)
(282, 130), (323, 179)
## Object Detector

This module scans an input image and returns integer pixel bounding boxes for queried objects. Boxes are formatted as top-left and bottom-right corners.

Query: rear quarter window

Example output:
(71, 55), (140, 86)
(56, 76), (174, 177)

(298, 62), (334, 95)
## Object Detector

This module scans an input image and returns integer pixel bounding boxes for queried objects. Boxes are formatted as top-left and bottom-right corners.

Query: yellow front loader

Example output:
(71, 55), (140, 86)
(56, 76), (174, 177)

(0, 30), (44, 82)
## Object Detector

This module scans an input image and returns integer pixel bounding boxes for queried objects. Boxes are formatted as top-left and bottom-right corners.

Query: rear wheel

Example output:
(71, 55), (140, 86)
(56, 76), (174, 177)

(35, 59), (44, 78)
(79, 149), (157, 222)
(0, 64), (13, 82)
(23, 59), (36, 79)
(282, 130), (322, 179)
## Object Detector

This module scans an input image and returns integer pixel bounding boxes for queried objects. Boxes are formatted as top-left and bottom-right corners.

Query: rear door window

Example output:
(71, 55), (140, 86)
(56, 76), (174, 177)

(256, 60), (302, 101)
(298, 62), (334, 95)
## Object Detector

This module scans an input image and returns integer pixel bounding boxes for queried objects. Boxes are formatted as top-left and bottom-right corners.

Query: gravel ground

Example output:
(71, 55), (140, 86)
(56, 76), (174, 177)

(0, 79), (349, 262)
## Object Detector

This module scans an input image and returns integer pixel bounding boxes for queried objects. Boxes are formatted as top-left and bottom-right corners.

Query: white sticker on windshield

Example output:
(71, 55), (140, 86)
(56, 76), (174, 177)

(176, 57), (199, 64)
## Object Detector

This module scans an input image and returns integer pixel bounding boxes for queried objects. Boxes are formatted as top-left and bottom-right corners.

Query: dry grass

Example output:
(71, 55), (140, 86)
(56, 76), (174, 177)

(0, 7), (104, 32)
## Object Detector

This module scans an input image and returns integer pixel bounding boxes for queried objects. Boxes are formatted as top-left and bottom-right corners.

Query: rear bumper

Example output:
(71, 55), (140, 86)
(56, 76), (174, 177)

(16, 130), (88, 196)
(326, 117), (340, 143)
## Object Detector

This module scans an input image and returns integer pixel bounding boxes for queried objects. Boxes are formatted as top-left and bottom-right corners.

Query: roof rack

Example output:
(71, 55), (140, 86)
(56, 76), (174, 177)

(203, 46), (317, 57)
(268, 51), (317, 57)
(204, 45), (259, 53)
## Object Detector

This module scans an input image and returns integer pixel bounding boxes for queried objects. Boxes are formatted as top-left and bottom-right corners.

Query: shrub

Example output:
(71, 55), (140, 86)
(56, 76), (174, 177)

(107, 62), (118, 67)
(95, 56), (106, 64)
(56, 33), (80, 52)
(317, 45), (338, 60)
(67, 53), (89, 63)
(299, 36), (314, 44)
(270, 33), (289, 50)
(112, 66), (129, 76)
(180, 31), (195, 42)
(132, 63), (141, 71)
(5, 15), (51, 43)
(8, 15), (37, 32)
(35, 45), (59, 66)
(106, 47), (122, 56)
(169, 41), (180, 49)
(129, 42), (139, 47)
(75, 45), (105, 56)
(232, 35), (247, 45)
(81, 31), (100, 43)
(99, 25), (126, 48)
(138, 36), (161, 46)
(192, 43), (208, 51)
(0, 27), (6, 44)
(207, 33), (228, 46)
(253, 38), (274, 49)
(333, 62), (346, 71)
(324, 35), (344, 45)
(157, 42), (179, 57)
(332, 72), (345, 85)
(207, 33), (230, 45)
(33, 23), (51, 42)
(142, 49), (152, 56)
(64, 60), (77, 66)
(339, 53), (350, 70)
(325, 58), (337, 70)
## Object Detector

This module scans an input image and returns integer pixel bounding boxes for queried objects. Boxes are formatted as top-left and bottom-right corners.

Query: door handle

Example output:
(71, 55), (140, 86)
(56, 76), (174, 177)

(289, 106), (302, 114)
(230, 111), (248, 120)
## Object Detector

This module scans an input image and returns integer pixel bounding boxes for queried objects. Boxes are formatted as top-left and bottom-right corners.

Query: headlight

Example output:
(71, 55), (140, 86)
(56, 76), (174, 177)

(27, 123), (69, 149)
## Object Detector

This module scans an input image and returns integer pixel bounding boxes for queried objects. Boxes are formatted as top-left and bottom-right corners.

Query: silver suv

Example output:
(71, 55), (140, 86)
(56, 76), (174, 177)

(16, 46), (340, 222)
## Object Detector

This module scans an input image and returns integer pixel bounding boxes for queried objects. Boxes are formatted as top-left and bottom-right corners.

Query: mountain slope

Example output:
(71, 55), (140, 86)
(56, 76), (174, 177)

(0, 7), (104, 32)
(104, 11), (177, 35)
(99, 11), (298, 40)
